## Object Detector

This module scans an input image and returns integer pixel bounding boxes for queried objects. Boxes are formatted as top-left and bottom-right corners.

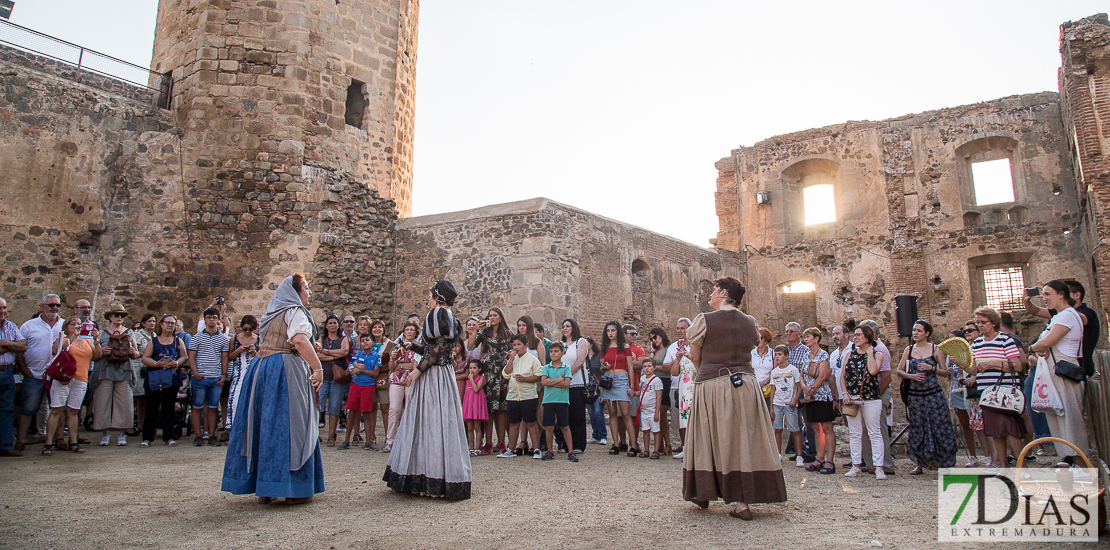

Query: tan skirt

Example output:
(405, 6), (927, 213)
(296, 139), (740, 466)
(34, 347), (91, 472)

(682, 373), (787, 504)
(92, 379), (134, 431)
(1043, 353), (1089, 458)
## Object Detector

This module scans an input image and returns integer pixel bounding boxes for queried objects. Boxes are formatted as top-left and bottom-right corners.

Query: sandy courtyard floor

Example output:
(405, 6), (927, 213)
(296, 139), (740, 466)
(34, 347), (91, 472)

(0, 424), (1097, 549)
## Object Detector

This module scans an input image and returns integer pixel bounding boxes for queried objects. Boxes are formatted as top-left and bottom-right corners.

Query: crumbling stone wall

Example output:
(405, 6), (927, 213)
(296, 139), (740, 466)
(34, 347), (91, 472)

(715, 93), (1087, 345)
(0, 61), (176, 322)
(1059, 14), (1110, 325)
(0, 54), (399, 328)
(395, 198), (744, 338)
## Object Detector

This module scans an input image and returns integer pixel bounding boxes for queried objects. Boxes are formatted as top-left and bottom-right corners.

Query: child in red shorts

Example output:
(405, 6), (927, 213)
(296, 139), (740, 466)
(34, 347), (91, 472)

(342, 333), (380, 450)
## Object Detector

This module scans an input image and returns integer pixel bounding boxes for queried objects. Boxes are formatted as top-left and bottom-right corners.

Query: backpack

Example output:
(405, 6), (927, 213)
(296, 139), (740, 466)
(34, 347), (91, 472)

(105, 331), (132, 364)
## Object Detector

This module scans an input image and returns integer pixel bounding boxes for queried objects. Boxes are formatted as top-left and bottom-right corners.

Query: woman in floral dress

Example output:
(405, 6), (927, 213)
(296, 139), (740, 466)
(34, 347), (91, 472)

(895, 320), (957, 474)
(665, 317), (697, 459)
(468, 307), (512, 454)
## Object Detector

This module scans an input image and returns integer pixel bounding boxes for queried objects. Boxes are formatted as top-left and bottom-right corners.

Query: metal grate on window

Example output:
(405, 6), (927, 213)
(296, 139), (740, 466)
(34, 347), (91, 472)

(983, 267), (1025, 311)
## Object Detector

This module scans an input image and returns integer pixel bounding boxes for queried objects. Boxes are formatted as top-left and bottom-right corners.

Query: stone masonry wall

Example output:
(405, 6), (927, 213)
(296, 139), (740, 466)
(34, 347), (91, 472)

(715, 93), (1086, 346)
(395, 198), (744, 340)
(1060, 14), (1110, 324)
(0, 55), (399, 328)
(0, 44), (162, 106)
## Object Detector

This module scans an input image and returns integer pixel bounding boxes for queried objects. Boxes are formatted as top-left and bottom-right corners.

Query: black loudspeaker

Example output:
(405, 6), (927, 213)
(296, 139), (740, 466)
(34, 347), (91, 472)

(895, 295), (919, 337)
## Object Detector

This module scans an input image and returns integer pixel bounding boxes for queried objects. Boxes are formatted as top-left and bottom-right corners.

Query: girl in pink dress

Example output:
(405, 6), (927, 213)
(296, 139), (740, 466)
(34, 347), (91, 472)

(461, 360), (488, 456)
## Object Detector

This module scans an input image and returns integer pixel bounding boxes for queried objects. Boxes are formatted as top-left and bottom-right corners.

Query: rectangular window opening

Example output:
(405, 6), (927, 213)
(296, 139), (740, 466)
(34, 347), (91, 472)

(157, 71), (173, 110)
(982, 267), (1024, 311)
(345, 79), (366, 129)
(803, 184), (836, 225)
(971, 159), (1015, 206)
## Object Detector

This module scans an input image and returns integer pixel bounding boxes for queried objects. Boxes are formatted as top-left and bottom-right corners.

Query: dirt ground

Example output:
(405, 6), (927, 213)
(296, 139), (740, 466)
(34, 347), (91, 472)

(0, 420), (1096, 550)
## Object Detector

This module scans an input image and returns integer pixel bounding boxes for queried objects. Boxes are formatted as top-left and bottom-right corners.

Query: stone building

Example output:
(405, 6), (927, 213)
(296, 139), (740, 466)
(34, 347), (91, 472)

(712, 14), (1110, 346)
(394, 198), (743, 337)
(0, 0), (417, 327)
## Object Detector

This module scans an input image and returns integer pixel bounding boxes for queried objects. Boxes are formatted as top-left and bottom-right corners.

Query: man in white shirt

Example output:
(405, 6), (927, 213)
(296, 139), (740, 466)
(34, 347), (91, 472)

(827, 326), (850, 405)
(16, 294), (64, 451)
(857, 319), (895, 473)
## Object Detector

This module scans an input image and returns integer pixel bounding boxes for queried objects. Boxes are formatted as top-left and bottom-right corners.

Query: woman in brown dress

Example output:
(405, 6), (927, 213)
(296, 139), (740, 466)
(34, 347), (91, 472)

(682, 277), (787, 520)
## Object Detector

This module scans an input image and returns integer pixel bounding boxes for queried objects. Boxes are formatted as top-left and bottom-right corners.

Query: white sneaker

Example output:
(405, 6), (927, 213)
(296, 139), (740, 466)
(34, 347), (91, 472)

(796, 456), (805, 468)
(875, 468), (887, 480)
(965, 457), (979, 467)
(167, 440), (177, 447)
(673, 450), (684, 459)
(117, 433), (127, 446)
(532, 449), (543, 459)
(845, 466), (861, 478)
(496, 450), (516, 458)
(599, 438), (607, 445)
(99, 434), (110, 446)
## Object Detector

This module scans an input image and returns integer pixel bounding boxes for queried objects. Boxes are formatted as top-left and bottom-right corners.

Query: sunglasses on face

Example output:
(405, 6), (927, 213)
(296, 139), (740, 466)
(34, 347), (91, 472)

(44, 303), (61, 308)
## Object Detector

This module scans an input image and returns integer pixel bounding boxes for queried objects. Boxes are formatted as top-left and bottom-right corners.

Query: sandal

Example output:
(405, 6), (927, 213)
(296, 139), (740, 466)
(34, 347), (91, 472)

(618, 442), (629, 452)
(41, 444), (52, 456)
(480, 443), (491, 455)
(71, 443), (85, 454)
(638, 451), (649, 458)
(337, 441), (350, 450)
(909, 466), (924, 475)
(326, 438), (336, 447)
(650, 452), (660, 460)
(609, 445), (620, 455)
(805, 461), (821, 472)
(627, 447), (640, 457)
(819, 461), (835, 474)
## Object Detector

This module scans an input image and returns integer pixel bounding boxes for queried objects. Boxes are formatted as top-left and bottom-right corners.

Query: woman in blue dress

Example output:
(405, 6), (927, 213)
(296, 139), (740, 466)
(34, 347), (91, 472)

(222, 274), (325, 504)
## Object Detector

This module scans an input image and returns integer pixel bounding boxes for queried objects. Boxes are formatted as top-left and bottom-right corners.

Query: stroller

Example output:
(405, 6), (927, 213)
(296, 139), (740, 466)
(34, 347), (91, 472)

(171, 377), (193, 440)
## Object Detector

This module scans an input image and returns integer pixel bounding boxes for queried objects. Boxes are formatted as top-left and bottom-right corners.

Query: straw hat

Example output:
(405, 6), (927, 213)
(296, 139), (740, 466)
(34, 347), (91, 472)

(103, 304), (130, 320)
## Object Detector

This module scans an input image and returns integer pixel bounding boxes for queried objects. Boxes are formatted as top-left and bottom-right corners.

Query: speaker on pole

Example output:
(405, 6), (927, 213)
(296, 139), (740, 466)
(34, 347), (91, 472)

(895, 295), (919, 337)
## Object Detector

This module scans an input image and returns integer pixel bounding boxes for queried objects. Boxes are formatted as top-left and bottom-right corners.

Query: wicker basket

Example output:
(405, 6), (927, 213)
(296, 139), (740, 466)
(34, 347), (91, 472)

(1016, 437), (1106, 533)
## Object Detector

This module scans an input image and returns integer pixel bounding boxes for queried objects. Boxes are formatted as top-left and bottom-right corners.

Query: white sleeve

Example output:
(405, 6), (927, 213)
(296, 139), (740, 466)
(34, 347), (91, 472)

(284, 309), (314, 340)
(1055, 309), (1081, 332)
(664, 342), (677, 364)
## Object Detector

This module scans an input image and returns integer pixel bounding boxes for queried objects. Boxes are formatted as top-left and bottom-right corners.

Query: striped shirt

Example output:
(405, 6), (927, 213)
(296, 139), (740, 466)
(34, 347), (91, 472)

(0, 319), (23, 366)
(188, 329), (229, 379)
(972, 332), (1021, 388)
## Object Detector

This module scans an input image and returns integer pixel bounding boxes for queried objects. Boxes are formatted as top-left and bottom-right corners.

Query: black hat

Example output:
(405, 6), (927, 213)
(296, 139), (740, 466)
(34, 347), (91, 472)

(431, 280), (457, 306)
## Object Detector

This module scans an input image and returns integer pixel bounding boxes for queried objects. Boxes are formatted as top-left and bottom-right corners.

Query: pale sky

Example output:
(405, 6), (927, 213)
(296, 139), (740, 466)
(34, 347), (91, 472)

(10, 1), (1107, 246)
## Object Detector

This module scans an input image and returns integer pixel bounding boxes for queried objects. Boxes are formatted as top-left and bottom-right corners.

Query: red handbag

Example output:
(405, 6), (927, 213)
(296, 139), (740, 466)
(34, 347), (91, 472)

(44, 348), (77, 392)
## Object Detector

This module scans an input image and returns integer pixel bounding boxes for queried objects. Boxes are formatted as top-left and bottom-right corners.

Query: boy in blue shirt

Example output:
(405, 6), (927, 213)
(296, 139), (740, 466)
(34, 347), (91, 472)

(541, 342), (577, 462)
(342, 333), (380, 450)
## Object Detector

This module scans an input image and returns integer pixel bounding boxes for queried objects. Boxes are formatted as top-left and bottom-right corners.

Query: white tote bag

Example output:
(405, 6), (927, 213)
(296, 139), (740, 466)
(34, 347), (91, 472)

(1030, 356), (1065, 416)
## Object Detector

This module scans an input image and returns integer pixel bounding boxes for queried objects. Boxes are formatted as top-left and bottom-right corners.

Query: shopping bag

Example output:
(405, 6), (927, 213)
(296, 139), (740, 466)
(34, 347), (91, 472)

(1030, 356), (1064, 416)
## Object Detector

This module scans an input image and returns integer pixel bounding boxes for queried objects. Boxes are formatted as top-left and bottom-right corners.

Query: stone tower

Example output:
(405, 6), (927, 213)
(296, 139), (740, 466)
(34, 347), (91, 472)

(152, 0), (418, 216)
(146, 0), (419, 320)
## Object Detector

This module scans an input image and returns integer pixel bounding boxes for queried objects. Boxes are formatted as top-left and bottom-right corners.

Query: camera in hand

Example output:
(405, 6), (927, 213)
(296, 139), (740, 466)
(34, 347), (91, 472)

(1025, 287), (1040, 297)
(215, 295), (226, 305)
